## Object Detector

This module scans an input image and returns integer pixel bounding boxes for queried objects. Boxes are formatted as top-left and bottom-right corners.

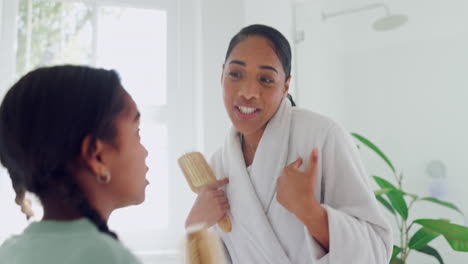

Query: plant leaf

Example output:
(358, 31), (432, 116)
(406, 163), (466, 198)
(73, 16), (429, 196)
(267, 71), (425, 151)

(373, 175), (398, 189)
(409, 227), (440, 249)
(403, 191), (418, 200)
(373, 176), (408, 220)
(415, 245), (444, 264)
(390, 258), (404, 264)
(414, 219), (468, 252)
(376, 195), (396, 215)
(352, 133), (396, 173)
(391, 245), (402, 261)
(444, 235), (468, 252)
(374, 188), (392, 196)
(419, 197), (464, 215)
(387, 188), (418, 200)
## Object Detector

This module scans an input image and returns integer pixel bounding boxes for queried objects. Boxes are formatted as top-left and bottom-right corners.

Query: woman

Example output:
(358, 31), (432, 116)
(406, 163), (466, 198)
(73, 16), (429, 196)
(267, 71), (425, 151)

(0, 65), (148, 264)
(186, 24), (392, 263)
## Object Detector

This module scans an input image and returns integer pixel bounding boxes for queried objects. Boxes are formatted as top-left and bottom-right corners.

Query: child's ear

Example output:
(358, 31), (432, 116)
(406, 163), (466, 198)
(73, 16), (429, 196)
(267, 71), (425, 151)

(80, 136), (110, 177)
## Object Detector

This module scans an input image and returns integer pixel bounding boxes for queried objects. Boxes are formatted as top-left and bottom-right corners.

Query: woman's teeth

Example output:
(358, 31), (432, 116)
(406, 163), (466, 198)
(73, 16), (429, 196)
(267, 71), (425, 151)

(238, 106), (256, 114)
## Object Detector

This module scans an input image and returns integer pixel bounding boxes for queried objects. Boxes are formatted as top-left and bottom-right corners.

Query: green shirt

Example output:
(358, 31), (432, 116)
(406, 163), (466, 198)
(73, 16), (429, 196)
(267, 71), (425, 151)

(0, 218), (142, 264)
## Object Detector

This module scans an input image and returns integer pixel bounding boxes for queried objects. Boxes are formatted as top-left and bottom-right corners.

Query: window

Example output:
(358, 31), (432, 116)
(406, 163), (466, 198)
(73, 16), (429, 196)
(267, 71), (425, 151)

(0, 0), (192, 262)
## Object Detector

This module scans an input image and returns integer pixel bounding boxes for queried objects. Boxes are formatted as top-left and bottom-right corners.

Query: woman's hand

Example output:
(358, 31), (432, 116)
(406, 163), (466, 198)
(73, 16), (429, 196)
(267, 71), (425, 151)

(276, 148), (320, 219)
(185, 178), (230, 228)
(277, 148), (330, 250)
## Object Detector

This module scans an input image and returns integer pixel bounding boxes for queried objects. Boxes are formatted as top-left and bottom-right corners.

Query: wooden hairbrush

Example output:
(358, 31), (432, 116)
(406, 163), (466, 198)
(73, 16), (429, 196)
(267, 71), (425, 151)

(184, 224), (225, 264)
(178, 152), (232, 232)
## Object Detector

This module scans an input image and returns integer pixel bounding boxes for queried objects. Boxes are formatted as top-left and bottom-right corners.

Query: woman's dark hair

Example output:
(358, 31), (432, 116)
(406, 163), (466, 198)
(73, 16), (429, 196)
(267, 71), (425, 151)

(0, 65), (126, 240)
(225, 24), (296, 106)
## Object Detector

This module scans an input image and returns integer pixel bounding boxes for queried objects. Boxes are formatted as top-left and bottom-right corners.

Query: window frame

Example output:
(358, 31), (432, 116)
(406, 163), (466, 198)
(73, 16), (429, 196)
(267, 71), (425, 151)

(0, 0), (195, 259)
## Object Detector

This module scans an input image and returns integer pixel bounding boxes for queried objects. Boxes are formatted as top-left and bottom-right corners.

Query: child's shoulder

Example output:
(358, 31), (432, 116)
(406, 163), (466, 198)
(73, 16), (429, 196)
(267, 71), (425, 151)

(0, 223), (142, 264)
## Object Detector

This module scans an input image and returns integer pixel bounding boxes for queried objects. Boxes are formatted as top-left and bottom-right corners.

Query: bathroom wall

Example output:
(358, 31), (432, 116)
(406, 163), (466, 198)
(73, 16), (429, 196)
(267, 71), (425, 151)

(295, 0), (468, 263)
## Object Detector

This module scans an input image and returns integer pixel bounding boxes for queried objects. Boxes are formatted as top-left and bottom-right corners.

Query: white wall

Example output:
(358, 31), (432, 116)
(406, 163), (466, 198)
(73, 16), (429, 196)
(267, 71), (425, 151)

(342, 35), (468, 264)
(294, 0), (347, 123)
(243, 0), (294, 42)
(295, 0), (468, 263)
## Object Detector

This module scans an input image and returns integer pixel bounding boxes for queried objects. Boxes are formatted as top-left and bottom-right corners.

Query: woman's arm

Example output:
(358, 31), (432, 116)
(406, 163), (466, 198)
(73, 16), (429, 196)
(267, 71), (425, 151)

(276, 148), (330, 251)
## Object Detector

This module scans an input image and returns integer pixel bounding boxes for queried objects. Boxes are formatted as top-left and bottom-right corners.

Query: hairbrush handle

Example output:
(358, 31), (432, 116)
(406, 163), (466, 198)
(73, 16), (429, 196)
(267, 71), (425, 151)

(218, 215), (232, 233)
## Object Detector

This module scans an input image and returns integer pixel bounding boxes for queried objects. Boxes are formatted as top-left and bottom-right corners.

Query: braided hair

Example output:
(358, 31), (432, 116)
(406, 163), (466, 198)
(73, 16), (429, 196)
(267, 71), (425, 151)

(0, 65), (126, 240)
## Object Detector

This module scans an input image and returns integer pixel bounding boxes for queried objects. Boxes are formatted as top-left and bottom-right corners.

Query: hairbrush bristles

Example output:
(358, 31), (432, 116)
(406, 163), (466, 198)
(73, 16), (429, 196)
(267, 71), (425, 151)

(178, 152), (232, 232)
(178, 152), (216, 191)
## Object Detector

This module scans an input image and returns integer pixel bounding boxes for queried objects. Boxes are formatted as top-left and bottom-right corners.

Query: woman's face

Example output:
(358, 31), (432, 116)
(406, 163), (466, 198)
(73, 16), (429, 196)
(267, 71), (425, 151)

(222, 36), (290, 138)
(105, 92), (149, 207)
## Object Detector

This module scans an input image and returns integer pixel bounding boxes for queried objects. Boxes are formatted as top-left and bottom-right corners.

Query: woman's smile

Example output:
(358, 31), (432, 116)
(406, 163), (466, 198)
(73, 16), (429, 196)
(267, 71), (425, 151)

(234, 105), (261, 120)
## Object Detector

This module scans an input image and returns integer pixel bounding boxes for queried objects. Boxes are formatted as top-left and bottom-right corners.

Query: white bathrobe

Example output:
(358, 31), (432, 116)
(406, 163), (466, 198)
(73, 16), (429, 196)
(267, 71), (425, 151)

(209, 99), (393, 264)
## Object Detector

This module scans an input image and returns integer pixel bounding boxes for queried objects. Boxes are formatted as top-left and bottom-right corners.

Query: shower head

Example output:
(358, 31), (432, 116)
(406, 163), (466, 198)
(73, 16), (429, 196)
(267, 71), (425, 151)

(322, 3), (408, 32)
(373, 14), (408, 31)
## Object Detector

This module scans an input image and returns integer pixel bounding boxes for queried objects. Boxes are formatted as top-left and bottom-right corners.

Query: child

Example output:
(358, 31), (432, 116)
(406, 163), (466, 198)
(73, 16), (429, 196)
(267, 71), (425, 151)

(0, 65), (149, 264)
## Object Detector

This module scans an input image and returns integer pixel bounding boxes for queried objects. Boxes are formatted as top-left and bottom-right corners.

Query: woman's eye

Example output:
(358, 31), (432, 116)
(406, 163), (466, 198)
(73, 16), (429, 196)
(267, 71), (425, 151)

(260, 77), (274, 84)
(229, 71), (241, 78)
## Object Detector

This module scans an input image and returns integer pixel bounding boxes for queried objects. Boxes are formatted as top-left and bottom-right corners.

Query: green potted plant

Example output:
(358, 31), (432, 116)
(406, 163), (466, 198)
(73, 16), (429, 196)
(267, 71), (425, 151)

(352, 133), (468, 264)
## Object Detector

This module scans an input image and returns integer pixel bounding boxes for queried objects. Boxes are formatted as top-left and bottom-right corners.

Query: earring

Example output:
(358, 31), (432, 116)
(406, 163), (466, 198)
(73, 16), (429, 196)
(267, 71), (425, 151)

(97, 171), (111, 184)
(20, 197), (35, 220)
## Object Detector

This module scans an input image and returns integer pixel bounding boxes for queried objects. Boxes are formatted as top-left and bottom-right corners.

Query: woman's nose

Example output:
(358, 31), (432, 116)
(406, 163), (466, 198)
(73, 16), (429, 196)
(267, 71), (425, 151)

(238, 79), (259, 101)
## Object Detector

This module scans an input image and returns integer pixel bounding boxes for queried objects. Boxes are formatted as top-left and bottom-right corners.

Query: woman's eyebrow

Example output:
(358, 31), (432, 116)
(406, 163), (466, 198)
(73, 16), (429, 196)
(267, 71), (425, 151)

(229, 60), (246, 66)
(230, 60), (278, 73)
(259, 65), (278, 73)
